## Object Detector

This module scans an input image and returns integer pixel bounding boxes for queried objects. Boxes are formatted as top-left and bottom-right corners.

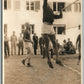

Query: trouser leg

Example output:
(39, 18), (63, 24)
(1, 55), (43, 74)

(11, 42), (13, 55)
(40, 45), (42, 55)
(49, 35), (58, 59)
(43, 34), (53, 68)
(43, 34), (51, 61)
(51, 49), (53, 58)
(4, 42), (7, 56)
(14, 42), (16, 55)
(49, 35), (63, 66)
(7, 42), (10, 56)
(34, 47), (36, 55)
(22, 46), (23, 55)
(18, 46), (20, 55)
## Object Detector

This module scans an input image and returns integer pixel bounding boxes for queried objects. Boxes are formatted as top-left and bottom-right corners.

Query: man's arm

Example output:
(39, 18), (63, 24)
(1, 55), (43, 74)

(54, 10), (63, 19)
(43, 0), (47, 7)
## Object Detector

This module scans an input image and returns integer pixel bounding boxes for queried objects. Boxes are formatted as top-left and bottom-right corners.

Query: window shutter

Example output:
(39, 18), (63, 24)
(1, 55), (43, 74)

(65, 2), (71, 12)
(74, 3), (78, 12)
(14, 0), (20, 10)
(4, 0), (7, 9)
(4, 24), (7, 34)
(7, 0), (11, 9)
(35, 1), (40, 12)
(48, 2), (53, 10)
(79, 3), (81, 12)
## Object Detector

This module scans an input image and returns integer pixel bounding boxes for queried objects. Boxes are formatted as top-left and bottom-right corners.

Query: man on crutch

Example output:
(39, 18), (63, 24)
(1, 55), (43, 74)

(42, 0), (63, 68)
(22, 22), (33, 67)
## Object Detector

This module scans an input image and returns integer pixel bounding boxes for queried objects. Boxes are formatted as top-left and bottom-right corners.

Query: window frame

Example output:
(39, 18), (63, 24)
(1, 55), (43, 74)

(53, 24), (66, 35)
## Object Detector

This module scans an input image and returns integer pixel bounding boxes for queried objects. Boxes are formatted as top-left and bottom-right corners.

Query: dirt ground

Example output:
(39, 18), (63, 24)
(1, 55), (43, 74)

(4, 54), (81, 84)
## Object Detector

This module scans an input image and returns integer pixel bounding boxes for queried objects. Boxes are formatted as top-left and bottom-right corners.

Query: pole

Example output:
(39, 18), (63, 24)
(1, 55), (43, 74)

(61, 0), (79, 11)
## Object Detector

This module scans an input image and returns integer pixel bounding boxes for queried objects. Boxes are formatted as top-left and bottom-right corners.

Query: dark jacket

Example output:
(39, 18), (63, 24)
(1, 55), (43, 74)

(33, 36), (38, 45)
(43, 0), (63, 24)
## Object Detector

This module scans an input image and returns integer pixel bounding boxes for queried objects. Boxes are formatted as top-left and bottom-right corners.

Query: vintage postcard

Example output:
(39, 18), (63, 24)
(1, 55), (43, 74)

(3, 0), (82, 84)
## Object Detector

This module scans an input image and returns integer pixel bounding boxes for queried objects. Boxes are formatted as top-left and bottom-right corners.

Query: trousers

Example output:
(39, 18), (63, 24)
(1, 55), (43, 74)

(4, 41), (9, 56)
(42, 34), (58, 61)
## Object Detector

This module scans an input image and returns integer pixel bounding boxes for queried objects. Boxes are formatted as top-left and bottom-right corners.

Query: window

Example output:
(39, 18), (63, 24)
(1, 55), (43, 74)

(53, 2), (56, 11)
(58, 2), (65, 11)
(26, 1), (40, 12)
(4, 24), (7, 34)
(57, 27), (65, 34)
(31, 2), (34, 10)
(53, 24), (66, 35)
(4, 0), (7, 9)
(48, 2), (65, 12)
(26, 1), (29, 10)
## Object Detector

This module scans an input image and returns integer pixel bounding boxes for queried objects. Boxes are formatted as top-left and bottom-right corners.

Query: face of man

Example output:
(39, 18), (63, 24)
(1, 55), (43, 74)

(13, 32), (15, 36)
(68, 38), (70, 42)
(34, 33), (36, 36)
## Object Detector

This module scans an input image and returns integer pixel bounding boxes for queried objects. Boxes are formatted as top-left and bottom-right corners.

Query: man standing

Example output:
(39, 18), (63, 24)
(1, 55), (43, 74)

(33, 33), (38, 55)
(39, 36), (44, 55)
(4, 33), (10, 57)
(42, 0), (63, 68)
(11, 31), (17, 55)
(22, 22), (33, 67)
(18, 33), (24, 55)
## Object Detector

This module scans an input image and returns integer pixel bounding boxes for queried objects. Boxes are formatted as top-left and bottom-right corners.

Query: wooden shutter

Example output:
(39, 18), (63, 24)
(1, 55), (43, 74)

(4, 0), (7, 9)
(14, 0), (20, 10)
(7, 0), (11, 9)
(4, 24), (7, 34)
(74, 3), (78, 12)
(35, 1), (40, 12)
(65, 2), (71, 12)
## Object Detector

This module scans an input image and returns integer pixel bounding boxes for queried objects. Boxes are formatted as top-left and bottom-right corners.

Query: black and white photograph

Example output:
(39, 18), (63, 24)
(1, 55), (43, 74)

(3, 0), (82, 84)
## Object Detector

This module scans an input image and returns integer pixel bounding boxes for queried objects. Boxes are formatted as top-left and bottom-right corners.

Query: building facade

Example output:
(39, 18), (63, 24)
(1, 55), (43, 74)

(3, 0), (82, 45)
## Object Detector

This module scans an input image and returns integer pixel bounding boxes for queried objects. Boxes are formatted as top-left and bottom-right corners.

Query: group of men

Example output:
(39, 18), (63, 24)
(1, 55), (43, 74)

(59, 38), (76, 55)
(4, 0), (81, 68)
(4, 31), (39, 57)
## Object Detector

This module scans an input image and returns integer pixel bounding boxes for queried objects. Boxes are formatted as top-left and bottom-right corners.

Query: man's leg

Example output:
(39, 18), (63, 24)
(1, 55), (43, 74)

(22, 46), (23, 55)
(7, 42), (10, 56)
(18, 46), (20, 55)
(11, 42), (13, 55)
(14, 43), (16, 55)
(77, 46), (81, 65)
(34, 46), (36, 55)
(41, 46), (43, 55)
(49, 35), (63, 66)
(43, 34), (53, 68)
(4, 42), (7, 57)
